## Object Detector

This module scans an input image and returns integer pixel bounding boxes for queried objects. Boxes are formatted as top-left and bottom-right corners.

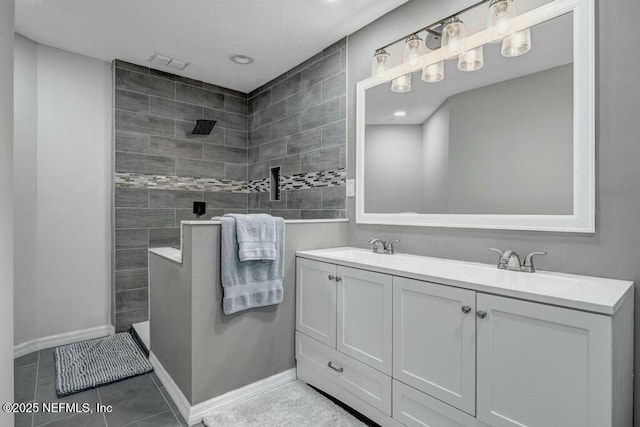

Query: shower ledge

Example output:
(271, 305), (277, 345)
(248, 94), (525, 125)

(148, 218), (349, 264)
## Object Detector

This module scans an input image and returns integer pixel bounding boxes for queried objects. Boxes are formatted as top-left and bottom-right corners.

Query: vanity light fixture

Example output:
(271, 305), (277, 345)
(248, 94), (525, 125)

(442, 17), (466, 57)
(369, 0), (534, 90)
(422, 60), (445, 83)
(371, 49), (390, 80)
(501, 27), (532, 57)
(404, 34), (425, 69)
(458, 46), (484, 72)
(391, 74), (412, 93)
(487, 0), (515, 42)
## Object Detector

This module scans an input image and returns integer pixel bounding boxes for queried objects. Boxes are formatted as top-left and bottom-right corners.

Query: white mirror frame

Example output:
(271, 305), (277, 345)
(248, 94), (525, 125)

(356, 0), (595, 232)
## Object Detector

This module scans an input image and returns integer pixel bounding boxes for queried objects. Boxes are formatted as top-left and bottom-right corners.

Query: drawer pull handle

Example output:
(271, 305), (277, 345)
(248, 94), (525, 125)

(328, 362), (344, 373)
(335, 276), (343, 282)
(461, 305), (472, 314)
(328, 275), (335, 281)
(477, 310), (487, 319)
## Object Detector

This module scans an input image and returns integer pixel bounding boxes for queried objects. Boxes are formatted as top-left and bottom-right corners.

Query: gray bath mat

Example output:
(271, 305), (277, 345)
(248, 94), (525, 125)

(54, 332), (153, 397)
(203, 380), (366, 427)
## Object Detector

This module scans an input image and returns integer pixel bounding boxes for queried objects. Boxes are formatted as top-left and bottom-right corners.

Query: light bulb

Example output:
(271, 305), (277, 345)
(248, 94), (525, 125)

(442, 17), (466, 57)
(458, 46), (484, 72)
(421, 61), (444, 83)
(487, 0), (515, 43)
(391, 74), (412, 93)
(404, 34), (425, 69)
(370, 49), (390, 80)
(501, 28), (532, 57)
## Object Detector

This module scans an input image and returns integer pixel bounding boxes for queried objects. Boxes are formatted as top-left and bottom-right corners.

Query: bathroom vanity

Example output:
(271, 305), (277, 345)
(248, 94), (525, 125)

(295, 247), (633, 427)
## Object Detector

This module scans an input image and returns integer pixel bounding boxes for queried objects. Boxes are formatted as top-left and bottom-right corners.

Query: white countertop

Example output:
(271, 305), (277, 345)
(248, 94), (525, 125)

(296, 247), (634, 315)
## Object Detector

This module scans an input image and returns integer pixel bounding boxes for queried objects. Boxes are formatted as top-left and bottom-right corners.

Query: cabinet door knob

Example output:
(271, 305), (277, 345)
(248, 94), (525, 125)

(335, 276), (343, 282)
(328, 361), (344, 373)
(328, 275), (335, 281)
(477, 310), (487, 319)
(461, 305), (472, 314)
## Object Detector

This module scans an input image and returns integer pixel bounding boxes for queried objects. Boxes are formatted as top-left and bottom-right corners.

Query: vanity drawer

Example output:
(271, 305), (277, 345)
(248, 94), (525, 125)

(296, 331), (392, 416)
(393, 380), (490, 427)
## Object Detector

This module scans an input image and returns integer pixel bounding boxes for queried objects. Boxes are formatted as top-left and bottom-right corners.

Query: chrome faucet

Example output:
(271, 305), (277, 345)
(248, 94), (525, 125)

(368, 238), (385, 253)
(384, 240), (400, 255)
(368, 238), (400, 255)
(489, 248), (547, 273)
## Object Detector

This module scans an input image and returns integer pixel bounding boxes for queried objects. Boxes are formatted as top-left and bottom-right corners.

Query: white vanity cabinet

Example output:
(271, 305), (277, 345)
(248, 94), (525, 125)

(295, 257), (337, 347)
(295, 249), (633, 427)
(476, 294), (617, 427)
(393, 277), (477, 416)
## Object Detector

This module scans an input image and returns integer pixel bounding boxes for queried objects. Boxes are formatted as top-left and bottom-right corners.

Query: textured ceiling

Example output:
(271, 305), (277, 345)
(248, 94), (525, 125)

(16, 0), (407, 93)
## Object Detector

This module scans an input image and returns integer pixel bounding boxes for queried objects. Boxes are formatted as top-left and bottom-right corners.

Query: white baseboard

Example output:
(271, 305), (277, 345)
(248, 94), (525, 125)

(150, 352), (297, 426)
(14, 325), (115, 359)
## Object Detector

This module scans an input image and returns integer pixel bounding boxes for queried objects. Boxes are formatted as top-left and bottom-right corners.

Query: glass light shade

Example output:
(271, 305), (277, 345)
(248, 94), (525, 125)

(421, 61), (445, 83)
(487, 0), (515, 43)
(458, 46), (484, 72)
(501, 28), (532, 57)
(371, 49), (390, 80)
(403, 34), (426, 68)
(391, 74), (412, 93)
(442, 17), (466, 57)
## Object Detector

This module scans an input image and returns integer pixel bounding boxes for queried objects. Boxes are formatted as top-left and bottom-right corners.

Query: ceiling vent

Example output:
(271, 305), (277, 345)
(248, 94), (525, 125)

(149, 53), (189, 71)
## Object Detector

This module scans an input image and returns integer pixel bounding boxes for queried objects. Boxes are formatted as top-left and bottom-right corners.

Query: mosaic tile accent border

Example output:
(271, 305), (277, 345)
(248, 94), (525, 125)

(115, 172), (249, 193)
(250, 169), (347, 193)
(115, 168), (347, 193)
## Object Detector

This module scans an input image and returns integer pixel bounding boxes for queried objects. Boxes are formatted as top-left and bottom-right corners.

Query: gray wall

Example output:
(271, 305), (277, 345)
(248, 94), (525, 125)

(364, 124), (423, 213)
(247, 39), (347, 220)
(421, 99), (450, 212)
(114, 60), (249, 331)
(347, 0), (640, 419)
(150, 221), (348, 405)
(447, 64), (573, 214)
(0, 0), (14, 421)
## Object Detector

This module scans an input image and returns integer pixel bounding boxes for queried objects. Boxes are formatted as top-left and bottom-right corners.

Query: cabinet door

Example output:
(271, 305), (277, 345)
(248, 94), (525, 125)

(393, 277), (477, 415)
(336, 266), (392, 374)
(476, 294), (612, 427)
(296, 258), (337, 348)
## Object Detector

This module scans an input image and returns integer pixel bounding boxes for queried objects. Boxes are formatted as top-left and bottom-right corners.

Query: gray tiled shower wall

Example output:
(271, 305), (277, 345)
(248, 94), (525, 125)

(113, 59), (250, 331)
(113, 39), (346, 331)
(247, 38), (347, 220)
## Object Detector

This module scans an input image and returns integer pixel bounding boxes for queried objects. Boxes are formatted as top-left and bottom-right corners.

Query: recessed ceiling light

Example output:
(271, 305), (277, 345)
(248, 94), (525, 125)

(394, 111), (407, 117)
(230, 54), (254, 65)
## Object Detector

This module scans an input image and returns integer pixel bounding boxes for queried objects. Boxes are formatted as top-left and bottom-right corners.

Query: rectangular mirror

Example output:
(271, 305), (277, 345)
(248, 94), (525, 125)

(356, 0), (594, 232)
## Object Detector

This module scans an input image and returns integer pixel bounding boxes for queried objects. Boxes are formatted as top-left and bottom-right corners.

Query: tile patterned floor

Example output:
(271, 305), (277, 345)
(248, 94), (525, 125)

(13, 348), (199, 427)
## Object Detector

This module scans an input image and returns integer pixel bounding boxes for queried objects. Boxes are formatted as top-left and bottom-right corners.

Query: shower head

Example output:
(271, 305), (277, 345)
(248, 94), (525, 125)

(191, 120), (217, 135)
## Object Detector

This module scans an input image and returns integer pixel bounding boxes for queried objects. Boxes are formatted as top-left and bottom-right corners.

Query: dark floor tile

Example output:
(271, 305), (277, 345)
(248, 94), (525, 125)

(100, 375), (171, 427)
(14, 406), (34, 427)
(33, 375), (100, 426)
(14, 365), (37, 403)
(40, 412), (107, 426)
(38, 348), (55, 380)
(127, 410), (180, 427)
(14, 351), (38, 369)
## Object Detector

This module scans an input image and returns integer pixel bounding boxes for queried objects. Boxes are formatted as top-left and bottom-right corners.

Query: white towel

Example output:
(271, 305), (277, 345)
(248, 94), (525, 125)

(224, 213), (277, 261)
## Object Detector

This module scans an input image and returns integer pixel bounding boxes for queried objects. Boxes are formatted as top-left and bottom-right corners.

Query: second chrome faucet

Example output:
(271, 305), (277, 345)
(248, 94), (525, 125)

(368, 238), (400, 255)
